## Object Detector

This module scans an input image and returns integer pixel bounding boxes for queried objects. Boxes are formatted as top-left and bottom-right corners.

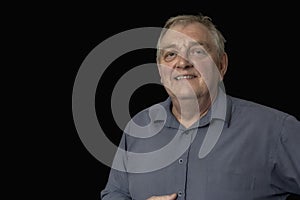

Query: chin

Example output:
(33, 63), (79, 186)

(172, 91), (200, 100)
(165, 87), (203, 100)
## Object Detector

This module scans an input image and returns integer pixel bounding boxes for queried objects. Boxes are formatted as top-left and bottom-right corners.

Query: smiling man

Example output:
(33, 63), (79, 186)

(101, 13), (300, 200)
(157, 20), (227, 128)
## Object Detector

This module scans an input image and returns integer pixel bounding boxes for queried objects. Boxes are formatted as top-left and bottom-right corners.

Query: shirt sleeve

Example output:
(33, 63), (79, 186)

(101, 133), (132, 200)
(271, 115), (300, 195)
(100, 169), (131, 200)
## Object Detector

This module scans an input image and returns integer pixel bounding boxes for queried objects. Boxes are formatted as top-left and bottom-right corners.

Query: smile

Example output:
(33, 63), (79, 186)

(174, 75), (197, 80)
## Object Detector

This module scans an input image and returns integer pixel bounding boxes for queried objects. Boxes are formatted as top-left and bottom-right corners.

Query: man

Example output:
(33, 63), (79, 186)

(101, 13), (300, 200)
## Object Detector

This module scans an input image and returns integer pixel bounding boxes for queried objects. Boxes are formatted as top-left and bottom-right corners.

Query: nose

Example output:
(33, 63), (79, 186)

(175, 56), (193, 69)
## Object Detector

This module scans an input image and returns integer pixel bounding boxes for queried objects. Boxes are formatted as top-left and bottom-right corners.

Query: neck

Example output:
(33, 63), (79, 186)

(171, 92), (218, 128)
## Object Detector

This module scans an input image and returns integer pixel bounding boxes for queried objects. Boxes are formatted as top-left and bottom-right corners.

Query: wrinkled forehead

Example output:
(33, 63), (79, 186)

(159, 29), (199, 49)
(158, 23), (211, 49)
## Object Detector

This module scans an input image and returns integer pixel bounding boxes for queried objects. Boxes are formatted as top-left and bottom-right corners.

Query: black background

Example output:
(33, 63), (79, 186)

(14, 1), (300, 199)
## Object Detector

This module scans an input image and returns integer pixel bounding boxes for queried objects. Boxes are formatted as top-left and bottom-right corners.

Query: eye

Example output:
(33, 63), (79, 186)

(163, 51), (177, 62)
(189, 46), (208, 57)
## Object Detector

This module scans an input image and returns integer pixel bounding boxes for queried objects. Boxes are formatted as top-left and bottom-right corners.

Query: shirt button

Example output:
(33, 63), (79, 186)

(178, 158), (183, 164)
(178, 191), (183, 197)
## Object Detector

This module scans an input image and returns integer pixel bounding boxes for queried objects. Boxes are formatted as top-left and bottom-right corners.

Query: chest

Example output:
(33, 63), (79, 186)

(127, 125), (275, 200)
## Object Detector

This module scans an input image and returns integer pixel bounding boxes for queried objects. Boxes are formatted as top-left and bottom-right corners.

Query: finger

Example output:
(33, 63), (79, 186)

(167, 193), (177, 199)
(146, 193), (177, 200)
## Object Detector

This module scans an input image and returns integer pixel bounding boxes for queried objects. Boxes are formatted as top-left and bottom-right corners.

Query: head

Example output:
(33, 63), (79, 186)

(156, 13), (228, 101)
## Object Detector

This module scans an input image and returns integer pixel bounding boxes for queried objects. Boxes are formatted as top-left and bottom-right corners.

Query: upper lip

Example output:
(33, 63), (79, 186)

(173, 73), (198, 79)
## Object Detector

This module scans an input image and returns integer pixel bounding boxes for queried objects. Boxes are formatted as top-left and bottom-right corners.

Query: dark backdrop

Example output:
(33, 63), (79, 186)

(28, 1), (300, 199)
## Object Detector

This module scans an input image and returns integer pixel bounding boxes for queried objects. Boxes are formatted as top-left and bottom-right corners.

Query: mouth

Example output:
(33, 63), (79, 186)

(174, 74), (198, 80)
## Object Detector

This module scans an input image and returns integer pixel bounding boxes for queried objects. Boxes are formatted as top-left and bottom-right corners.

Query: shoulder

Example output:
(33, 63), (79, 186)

(122, 98), (170, 139)
(129, 98), (170, 127)
(228, 95), (292, 121)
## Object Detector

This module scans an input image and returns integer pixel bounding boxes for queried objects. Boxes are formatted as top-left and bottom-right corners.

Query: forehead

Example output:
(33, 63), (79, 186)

(160, 22), (212, 48)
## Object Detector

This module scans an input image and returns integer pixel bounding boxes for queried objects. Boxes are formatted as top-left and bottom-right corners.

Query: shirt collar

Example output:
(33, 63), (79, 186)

(152, 86), (232, 129)
(210, 86), (232, 126)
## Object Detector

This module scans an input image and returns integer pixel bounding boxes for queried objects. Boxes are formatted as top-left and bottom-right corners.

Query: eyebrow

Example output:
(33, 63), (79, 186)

(159, 44), (177, 50)
(159, 41), (209, 50)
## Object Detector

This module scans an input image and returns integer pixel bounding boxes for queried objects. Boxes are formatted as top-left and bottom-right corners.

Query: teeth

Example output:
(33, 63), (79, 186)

(175, 75), (195, 80)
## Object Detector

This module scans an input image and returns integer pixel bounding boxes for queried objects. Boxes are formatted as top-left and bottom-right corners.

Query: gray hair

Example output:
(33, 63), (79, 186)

(157, 13), (226, 60)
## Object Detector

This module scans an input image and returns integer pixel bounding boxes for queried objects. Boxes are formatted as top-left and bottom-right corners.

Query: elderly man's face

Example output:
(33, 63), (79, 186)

(157, 22), (227, 100)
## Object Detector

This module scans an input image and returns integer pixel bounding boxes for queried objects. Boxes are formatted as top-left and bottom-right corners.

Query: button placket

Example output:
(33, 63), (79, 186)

(178, 191), (183, 197)
(177, 129), (192, 199)
(178, 158), (183, 164)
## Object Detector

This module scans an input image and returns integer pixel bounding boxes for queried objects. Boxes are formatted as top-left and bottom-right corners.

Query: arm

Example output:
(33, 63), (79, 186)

(101, 168), (131, 200)
(271, 115), (300, 194)
(101, 133), (131, 200)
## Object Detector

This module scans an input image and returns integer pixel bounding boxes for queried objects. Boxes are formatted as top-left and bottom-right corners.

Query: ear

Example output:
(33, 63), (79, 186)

(218, 52), (228, 81)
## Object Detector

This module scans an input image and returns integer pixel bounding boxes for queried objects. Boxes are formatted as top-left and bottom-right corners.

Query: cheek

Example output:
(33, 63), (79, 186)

(158, 66), (172, 81)
(194, 59), (220, 82)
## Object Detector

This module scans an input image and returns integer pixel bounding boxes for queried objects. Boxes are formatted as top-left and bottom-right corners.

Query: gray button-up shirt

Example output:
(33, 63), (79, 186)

(101, 89), (300, 200)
